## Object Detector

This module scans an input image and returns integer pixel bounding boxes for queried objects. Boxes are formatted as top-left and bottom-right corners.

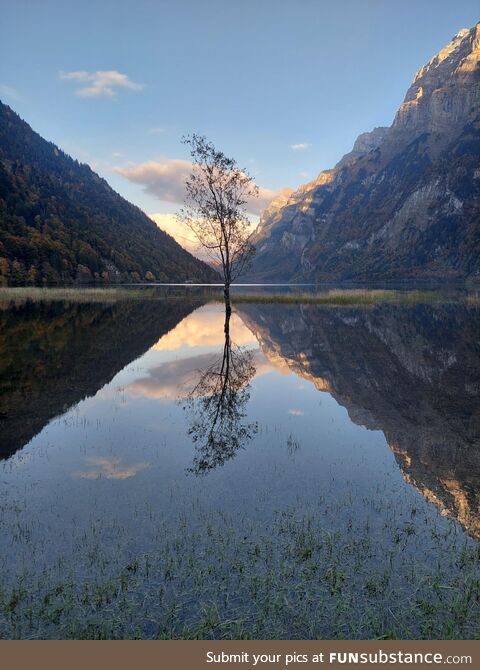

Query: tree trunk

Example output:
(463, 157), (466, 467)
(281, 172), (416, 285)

(224, 283), (231, 324)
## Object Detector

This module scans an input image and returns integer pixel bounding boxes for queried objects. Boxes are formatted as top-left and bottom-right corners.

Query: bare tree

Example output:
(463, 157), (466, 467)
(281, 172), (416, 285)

(178, 134), (258, 314)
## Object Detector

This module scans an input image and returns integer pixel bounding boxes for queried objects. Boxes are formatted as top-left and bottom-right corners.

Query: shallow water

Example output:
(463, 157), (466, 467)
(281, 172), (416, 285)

(0, 291), (479, 639)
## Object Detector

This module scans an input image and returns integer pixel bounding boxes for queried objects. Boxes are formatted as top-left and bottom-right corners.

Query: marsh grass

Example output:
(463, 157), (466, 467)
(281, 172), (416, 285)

(0, 286), (474, 307)
(0, 287), (159, 305)
(232, 289), (455, 306)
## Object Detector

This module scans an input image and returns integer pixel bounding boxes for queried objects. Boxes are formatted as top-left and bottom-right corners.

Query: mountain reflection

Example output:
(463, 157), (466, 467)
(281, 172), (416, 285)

(2, 293), (479, 540)
(237, 301), (480, 539)
(0, 297), (200, 460)
(180, 306), (258, 475)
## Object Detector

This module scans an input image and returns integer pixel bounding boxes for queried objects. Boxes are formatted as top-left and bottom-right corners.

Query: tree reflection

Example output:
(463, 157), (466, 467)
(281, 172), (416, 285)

(181, 306), (257, 474)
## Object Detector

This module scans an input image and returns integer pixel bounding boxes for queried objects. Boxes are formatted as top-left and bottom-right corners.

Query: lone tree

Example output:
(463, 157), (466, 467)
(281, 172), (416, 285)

(178, 134), (258, 313)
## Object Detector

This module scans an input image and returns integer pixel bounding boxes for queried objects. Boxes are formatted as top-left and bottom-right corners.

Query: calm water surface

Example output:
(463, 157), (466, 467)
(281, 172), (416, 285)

(0, 291), (479, 638)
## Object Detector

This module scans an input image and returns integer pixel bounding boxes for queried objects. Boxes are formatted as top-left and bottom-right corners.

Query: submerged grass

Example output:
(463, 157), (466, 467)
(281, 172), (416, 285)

(1, 498), (480, 640)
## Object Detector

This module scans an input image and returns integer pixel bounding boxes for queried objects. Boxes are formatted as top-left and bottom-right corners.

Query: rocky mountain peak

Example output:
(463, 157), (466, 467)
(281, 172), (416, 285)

(336, 126), (390, 167)
(262, 187), (294, 217)
(253, 187), (295, 243)
(393, 22), (480, 134)
(412, 27), (471, 86)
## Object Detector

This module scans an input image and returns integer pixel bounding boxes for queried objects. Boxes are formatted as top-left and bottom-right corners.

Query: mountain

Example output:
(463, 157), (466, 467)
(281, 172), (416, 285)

(0, 101), (218, 285)
(251, 24), (480, 282)
(237, 301), (480, 539)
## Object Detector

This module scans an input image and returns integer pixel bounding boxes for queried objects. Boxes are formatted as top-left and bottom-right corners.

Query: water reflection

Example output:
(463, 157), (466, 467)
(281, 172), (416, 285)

(0, 294), (479, 539)
(238, 301), (480, 539)
(0, 297), (201, 459)
(180, 306), (258, 474)
(1, 292), (480, 638)
(74, 456), (149, 480)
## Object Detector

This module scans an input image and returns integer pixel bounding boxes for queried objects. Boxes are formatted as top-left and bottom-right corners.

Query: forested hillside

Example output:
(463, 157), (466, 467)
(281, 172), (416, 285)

(0, 102), (218, 285)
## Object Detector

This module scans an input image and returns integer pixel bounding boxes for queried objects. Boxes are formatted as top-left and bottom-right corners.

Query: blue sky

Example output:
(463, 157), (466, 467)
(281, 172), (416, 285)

(0, 0), (478, 247)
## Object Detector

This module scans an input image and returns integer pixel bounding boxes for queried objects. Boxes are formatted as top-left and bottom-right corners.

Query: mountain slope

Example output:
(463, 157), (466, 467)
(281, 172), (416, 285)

(0, 101), (218, 285)
(251, 24), (480, 282)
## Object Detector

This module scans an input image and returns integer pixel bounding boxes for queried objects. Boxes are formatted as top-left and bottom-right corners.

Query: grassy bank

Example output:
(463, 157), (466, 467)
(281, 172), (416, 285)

(232, 289), (454, 306)
(0, 286), (474, 307)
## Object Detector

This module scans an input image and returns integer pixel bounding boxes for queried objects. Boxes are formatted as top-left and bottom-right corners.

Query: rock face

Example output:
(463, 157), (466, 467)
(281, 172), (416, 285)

(238, 301), (480, 539)
(251, 24), (480, 281)
(336, 127), (389, 168)
(254, 187), (294, 248)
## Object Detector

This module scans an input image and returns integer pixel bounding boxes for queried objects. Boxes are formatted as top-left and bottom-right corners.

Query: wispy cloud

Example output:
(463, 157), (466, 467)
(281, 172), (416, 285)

(147, 127), (166, 135)
(115, 159), (276, 215)
(116, 159), (192, 203)
(291, 143), (310, 151)
(0, 84), (19, 101)
(59, 70), (144, 98)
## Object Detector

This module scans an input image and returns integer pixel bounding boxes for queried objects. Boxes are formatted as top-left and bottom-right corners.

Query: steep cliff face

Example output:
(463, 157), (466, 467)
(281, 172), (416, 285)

(335, 127), (389, 168)
(251, 24), (480, 281)
(254, 187), (294, 247)
(393, 27), (480, 135)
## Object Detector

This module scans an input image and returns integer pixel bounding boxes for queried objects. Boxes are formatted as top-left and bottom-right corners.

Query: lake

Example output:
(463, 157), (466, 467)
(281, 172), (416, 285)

(0, 288), (479, 639)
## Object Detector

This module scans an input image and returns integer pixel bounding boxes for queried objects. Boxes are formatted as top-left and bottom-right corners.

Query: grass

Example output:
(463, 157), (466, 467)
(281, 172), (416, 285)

(0, 286), (474, 307)
(0, 286), (167, 304)
(231, 289), (457, 306)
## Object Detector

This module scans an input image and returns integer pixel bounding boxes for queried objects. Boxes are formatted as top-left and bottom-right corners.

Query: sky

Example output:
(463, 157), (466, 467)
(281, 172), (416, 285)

(0, 0), (478, 252)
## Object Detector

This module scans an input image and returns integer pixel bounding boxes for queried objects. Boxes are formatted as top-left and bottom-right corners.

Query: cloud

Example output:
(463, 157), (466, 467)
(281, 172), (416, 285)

(115, 159), (275, 215)
(0, 84), (19, 101)
(291, 143), (310, 151)
(149, 212), (201, 256)
(149, 210), (260, 261)
(147, 127), (166, 135)
(117, 159), (191, 203)
(59, 70), (144, 97)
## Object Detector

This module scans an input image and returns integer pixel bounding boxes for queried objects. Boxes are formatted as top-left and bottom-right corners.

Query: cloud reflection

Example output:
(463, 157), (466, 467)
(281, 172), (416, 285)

(126, 350), (281, 401)
(153, 306), (257, 351)
(74, 457), (148, 480)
